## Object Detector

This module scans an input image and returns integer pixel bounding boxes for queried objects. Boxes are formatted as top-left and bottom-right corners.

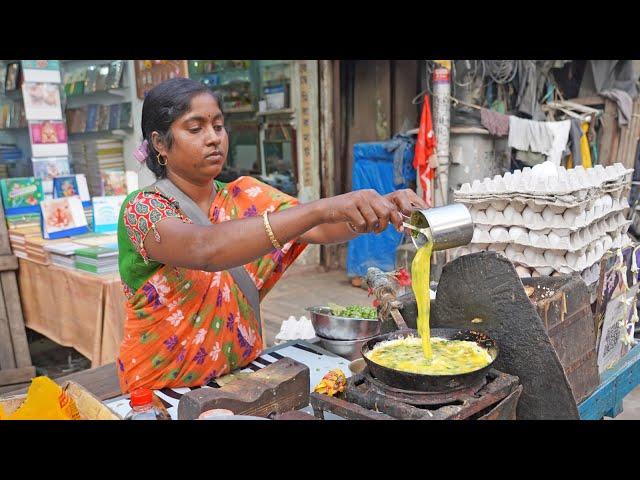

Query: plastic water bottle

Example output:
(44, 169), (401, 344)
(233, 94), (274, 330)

(124, 388), (170, 420)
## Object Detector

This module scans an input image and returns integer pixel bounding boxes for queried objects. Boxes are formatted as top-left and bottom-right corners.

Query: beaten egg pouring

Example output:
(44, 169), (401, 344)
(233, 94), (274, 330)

(365, 220), (492, 376)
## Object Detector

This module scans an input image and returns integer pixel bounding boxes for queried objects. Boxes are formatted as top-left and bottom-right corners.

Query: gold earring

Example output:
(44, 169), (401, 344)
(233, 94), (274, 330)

(157, 153), (167, 166)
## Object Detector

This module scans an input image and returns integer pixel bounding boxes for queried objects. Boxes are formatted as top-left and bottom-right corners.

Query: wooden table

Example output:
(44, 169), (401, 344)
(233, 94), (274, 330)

(17, 258), (126, 367)
(579, 342), (640, 419)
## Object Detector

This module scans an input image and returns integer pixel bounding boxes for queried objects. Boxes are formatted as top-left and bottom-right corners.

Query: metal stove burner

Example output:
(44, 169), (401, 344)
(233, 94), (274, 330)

(357, 367), (487, 407)
(362, 367), (487, 405)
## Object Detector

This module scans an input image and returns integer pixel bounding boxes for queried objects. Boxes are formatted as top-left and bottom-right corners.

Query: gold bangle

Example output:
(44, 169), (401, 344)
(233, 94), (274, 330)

(263, 211), (283, 250)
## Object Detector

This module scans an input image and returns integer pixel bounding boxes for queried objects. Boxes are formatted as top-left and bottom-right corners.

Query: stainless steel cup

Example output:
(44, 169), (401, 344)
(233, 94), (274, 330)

(409, 203), (474, 251)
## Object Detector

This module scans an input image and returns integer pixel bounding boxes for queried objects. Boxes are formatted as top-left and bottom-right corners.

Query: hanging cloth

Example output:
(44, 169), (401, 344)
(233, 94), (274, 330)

(413, 94), (437, 207)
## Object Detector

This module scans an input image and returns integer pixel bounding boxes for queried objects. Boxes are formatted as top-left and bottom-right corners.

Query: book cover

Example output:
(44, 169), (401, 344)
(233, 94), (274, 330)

(97, 105), (110, 131)
(0, 177), (44, 211)
(101, 170), (127, 196)
(53, 175), (90, 202)
(74, 262), (119, 274)
(108, 104), (121, 130)
(119, 103), (132, 129)
(69, 107), (87, 133)
(73, 69), (86, 96)
(40, 196), (89, 239)
(29, 120), (69, 157)
(21, 82), (62, 121)
(20, 60), (61, 84)
(43, 241), (84, 255)
(74, 245), (118, 259)
(95, 64), (109, 92)
(105, 61), (124, 89)
(84, 66), (98, 93)
(92, 195), (124, 233)
(32, 157), (71, 180)
(85, 105), (98, 132)
(53, 176), (79, 198)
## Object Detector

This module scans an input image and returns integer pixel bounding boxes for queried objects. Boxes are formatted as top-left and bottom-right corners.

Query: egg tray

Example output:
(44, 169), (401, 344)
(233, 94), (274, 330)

(455, 163), (632, 199)
(471, 218), (631, 252)
(469, 197), (629, 233)
(456, 232), (632, 275)
(490, 234), (631, 274)
(455, 183), (629, 211)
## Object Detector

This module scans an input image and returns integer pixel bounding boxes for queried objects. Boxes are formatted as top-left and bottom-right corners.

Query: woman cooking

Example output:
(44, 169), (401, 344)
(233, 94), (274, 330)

(117, 78), (426, 392)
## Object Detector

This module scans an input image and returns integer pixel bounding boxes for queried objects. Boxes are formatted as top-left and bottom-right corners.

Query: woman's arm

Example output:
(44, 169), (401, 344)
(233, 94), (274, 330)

(299, 188), (428, 245)
(142, 189), (403, 271)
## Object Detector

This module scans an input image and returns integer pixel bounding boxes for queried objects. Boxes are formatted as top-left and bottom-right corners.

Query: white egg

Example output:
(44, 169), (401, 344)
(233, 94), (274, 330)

(485, 205), (498, 222)
(536, 266), (554, 276)
(503, 205), (516, 223)
(542, 206), (555, 223)
(523, 247), (540, 264)
(521, 207), (535, 224)
(490, 226), (509, 242)
(509, 226), (528, 242)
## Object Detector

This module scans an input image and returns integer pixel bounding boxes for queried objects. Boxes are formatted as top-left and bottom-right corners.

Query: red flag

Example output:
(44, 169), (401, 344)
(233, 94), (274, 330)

(413, 94), (436, 207)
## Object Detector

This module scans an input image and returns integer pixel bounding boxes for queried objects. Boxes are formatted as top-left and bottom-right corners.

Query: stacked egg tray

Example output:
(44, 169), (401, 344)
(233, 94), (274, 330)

(453, 163), (634, 280)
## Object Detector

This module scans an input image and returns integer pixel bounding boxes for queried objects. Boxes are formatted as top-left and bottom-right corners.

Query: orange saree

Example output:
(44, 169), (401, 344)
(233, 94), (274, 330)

(116, 176), (307, 392)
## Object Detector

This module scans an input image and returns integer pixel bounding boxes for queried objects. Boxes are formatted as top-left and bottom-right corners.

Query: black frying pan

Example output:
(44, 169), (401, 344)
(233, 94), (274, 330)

(361, 328), (499, 392)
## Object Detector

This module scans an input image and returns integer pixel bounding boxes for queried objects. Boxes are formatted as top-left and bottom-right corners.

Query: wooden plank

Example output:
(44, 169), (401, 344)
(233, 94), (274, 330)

(0, 201), (11, 256)
(1, 363), (121, 401)
(598, 99), (619, 167)
(579, 342), (640, 419)
(1, 271), (31, 368)
(0, 269), (16, 370)
(0, 366), (35, 387)
(319, 60), (339, 271)
(568, 96), (605, 107)
(0, 255), (18, 272)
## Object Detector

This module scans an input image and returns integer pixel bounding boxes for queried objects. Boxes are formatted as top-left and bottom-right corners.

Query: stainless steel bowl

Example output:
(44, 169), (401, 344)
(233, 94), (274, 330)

(317, 334), (378, 361)
(306, 306), (381, 340)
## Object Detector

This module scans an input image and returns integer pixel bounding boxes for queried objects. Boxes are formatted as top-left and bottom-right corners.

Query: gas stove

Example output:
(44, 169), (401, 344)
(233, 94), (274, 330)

(310, 367), (522, 420)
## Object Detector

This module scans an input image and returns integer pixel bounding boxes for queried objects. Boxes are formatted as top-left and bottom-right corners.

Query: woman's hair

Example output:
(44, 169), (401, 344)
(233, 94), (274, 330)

(141, 77), (224, 178)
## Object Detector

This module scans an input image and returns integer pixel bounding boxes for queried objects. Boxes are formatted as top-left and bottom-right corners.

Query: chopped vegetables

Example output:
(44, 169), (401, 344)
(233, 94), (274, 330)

(328, 302), (377, 319)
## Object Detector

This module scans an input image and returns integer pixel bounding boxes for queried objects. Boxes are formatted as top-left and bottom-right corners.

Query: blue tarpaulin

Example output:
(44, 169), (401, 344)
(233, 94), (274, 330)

(346, 139), (416, 278)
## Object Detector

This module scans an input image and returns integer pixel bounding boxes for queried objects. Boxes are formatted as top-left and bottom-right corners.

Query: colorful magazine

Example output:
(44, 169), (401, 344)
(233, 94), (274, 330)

(28, 120), (69, 157)
(92, 195), (124, 233)
(21, 82), (62, 120)
(101, 170), (127, 196)
(53, 174), (90, 202)
(0, 177), (43, 212)
(40, 196), (89, 239)
(32, 157), (71, 180)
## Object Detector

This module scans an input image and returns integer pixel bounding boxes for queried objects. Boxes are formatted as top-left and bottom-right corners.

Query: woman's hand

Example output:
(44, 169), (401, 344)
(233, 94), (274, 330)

(319, 189), (403, 234)
(384, 188), (428, 217)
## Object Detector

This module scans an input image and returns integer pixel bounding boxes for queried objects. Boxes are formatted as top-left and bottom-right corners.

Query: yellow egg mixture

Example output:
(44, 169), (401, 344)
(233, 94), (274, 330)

(366, 336), (493, 375)
(365, 238), (492, 375)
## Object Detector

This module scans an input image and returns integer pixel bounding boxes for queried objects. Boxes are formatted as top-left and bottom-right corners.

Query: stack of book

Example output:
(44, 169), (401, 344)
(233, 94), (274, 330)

(71, 139), (125, 197)
(43, 242), (84, 269)
(74, 245), (119, 275)
(24, 235), (51, 265)
(71, 232), (117, 247)
(7, 226), (40, 259)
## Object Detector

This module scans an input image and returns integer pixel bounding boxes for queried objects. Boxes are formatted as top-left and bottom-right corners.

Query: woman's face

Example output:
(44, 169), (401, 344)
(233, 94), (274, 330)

(156, 93), (228, 185)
